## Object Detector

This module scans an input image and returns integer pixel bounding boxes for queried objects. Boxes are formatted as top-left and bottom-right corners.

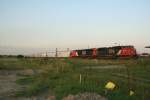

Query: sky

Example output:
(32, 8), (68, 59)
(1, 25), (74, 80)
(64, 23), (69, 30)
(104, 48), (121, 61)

(0, 0), (150, 55)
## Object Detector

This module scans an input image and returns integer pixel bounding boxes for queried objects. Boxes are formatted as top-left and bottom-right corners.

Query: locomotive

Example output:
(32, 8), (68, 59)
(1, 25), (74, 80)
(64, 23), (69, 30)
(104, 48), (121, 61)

(70, 45), (137, 58)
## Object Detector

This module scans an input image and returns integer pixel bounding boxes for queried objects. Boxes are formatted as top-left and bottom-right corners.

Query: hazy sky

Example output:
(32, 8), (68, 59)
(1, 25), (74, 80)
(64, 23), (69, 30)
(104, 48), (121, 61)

(0, 0), (150, 54)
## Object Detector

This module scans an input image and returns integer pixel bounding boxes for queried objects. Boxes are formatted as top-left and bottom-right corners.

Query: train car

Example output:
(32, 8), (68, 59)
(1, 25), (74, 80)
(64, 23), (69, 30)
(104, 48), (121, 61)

(70, 48), (97, 58)
(57, 51), (70, 57)
(70, 45), (137, 59)
(96, 46), (137, 58)
(116, 46), (137, 58)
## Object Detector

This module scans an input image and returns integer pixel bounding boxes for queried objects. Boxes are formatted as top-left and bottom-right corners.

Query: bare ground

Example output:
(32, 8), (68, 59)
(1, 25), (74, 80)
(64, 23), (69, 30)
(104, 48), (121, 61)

(0, 69), (54, 100)
(0, 70), (107, 100)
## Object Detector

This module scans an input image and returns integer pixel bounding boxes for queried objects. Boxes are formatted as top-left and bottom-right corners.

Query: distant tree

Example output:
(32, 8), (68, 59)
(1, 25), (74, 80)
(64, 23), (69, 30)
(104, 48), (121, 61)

(17, 55), (24, 58)
(145, 46), (150, 48)
(8, 55), (14, 57)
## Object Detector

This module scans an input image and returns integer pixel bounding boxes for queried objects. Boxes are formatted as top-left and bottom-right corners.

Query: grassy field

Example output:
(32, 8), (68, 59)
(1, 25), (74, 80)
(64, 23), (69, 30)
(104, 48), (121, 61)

(0, 57), (150, 100)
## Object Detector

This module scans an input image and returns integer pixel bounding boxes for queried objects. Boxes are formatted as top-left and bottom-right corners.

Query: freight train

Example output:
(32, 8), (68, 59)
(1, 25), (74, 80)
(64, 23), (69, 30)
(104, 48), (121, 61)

(70, 46), (137, 58)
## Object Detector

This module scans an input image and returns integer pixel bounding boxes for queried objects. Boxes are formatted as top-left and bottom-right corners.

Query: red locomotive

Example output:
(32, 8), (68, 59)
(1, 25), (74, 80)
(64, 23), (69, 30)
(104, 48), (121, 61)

(70, 46), (137, 58)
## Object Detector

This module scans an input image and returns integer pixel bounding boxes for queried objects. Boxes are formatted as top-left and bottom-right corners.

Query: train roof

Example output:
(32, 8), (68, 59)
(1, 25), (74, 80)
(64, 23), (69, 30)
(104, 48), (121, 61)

(112, 45), (134, 48)
(72, 45), (134, 51)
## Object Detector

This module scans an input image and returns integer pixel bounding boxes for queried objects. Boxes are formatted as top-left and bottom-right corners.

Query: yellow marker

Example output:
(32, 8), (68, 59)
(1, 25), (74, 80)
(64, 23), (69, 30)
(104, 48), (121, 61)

(129, 90), (134, 96)
(105, 81), (116, 90)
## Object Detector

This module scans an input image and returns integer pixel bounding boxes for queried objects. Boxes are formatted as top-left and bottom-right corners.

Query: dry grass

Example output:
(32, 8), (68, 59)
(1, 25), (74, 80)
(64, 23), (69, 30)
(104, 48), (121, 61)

(0, 57), (150, 100)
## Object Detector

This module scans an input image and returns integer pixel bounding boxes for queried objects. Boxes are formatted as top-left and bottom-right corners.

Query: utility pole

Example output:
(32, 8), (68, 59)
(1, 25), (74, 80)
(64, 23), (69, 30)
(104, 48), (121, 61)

(67, 48), (69, 51)
(46, 52), (48, 57)
(88, 45), (90, 49)
(55, 48), (58, 57)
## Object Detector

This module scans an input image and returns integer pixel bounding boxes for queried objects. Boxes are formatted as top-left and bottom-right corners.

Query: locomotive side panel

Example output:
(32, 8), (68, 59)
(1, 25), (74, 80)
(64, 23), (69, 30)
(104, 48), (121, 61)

(97, 48), (108, 57)
(70, 45), (137, 58)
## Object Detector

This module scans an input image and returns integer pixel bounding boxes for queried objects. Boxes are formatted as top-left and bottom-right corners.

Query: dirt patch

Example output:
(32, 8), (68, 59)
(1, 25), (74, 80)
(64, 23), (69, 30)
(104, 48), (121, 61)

(0, 70), (24, 99)
(0, 69), (44, 100)
(0, 70), (107, 100)
(85, 65), (125, 69)
(112, 73), (150, 83)
(63, 92), (107, 100)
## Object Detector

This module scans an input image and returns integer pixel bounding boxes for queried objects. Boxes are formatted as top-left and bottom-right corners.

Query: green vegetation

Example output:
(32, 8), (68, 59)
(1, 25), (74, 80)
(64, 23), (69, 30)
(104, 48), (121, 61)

(0, 57), (150, 100)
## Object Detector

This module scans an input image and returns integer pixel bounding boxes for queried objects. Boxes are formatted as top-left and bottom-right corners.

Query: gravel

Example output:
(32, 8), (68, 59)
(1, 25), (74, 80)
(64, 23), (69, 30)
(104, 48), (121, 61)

(63, 92), (107, 100)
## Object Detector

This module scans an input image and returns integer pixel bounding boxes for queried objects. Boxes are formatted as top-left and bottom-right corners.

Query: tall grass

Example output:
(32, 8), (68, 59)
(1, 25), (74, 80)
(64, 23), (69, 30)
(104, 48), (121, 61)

(0, 57), (150, 100)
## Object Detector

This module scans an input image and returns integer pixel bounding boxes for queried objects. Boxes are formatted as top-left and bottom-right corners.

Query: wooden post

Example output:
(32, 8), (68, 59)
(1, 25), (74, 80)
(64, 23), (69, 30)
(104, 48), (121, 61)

(80, 74), (82, 84)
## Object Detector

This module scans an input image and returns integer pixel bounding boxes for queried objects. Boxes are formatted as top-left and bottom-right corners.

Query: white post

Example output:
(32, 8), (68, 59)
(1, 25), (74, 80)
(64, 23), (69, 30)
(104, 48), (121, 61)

(80, 74), (82, 84)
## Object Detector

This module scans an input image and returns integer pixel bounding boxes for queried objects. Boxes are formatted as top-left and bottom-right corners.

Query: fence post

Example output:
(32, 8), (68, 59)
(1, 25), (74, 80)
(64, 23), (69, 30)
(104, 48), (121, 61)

(80, 74), (82, 84)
